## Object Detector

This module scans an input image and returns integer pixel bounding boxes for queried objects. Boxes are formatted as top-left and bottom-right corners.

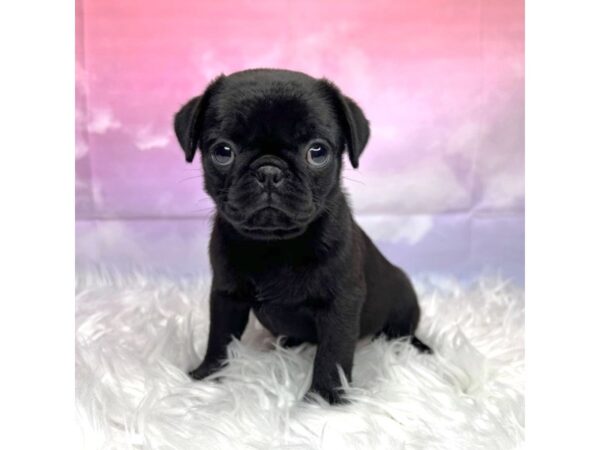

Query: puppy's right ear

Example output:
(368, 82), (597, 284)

(173, 76), (224, 163)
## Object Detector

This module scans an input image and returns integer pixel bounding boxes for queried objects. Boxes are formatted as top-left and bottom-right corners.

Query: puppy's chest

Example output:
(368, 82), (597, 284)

(224, 246), (338, 305)
(246, 270), (311, 305)
(232, 261), (331, 306)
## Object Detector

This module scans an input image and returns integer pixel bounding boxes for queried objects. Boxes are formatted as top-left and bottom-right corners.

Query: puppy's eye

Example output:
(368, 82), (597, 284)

(211, 143), (235, 166)
(306, 144), (330, 167)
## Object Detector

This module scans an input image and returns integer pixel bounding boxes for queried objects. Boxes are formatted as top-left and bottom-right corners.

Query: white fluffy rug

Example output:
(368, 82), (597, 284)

(75, 270), (524, 449)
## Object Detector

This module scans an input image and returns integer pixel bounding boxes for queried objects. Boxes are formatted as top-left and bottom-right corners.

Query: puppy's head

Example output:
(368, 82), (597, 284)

(174, 69), (370, 240)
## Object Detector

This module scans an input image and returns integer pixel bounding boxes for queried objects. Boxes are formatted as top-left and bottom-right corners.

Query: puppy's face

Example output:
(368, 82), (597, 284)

(174, 69), (370, 240)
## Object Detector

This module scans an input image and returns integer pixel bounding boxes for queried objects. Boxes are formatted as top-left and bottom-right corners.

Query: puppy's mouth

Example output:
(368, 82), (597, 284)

(223, 205), (314, 240)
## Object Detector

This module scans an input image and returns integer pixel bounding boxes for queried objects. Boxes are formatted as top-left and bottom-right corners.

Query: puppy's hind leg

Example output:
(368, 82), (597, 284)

(280, 336), (306, 348)
(381, 305), (433, 354)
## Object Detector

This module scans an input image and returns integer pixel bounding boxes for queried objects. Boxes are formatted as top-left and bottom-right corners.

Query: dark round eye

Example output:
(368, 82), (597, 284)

(211, 143), (235, 166)
(306, 144), (330, 167)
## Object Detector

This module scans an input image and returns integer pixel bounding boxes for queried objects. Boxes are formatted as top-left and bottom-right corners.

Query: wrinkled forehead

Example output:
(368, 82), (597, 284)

(203, 80), (341, 150)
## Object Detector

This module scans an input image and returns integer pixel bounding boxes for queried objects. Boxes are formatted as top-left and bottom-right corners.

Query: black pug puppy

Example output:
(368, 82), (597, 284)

(174, 68), (431, 404)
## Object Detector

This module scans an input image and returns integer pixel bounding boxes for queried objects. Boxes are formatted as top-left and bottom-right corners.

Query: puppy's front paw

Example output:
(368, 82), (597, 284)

(188, 361), (222, 380)
(306, 383), (349, 405)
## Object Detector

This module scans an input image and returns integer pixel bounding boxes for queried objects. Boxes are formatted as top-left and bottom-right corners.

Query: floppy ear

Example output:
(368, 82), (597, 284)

(173, 76), (224, 163)
(320, 80), (370, 169)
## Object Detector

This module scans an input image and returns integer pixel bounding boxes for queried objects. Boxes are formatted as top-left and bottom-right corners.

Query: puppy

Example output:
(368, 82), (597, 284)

(174, 68), (430, 404)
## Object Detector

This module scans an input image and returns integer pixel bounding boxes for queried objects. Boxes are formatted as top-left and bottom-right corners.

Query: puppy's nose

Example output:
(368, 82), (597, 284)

(255, 165), (284, 188)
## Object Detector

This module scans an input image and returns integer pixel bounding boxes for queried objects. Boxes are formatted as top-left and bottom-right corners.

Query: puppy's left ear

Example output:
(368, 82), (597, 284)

(320, 80), (370, 169)
(174, 76), (224, 163)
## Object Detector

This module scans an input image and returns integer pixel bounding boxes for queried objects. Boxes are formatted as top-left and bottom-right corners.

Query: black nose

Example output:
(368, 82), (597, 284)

(255, 165), (284, 188)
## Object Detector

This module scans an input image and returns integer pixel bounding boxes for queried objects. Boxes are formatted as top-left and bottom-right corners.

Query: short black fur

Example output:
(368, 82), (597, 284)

(174, 68), (431, 404)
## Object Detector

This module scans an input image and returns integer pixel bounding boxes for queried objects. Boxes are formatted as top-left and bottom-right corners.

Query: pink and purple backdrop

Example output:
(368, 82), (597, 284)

(75, 0), (524, 284)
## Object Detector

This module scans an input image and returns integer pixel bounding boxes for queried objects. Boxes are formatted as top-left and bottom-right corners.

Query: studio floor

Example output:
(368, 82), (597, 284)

(76, 270), (524, 449)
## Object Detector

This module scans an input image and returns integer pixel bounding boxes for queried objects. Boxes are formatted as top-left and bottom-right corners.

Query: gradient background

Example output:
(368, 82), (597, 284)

(75, 0), (524, 284)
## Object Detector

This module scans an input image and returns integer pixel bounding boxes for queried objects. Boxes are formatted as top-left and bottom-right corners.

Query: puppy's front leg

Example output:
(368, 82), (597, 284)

(308, 298), (361, 404)
(189, 289), (250, 380)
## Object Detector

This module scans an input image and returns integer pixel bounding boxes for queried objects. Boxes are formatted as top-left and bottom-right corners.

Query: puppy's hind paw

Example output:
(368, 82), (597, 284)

(410, 336), (433, 354)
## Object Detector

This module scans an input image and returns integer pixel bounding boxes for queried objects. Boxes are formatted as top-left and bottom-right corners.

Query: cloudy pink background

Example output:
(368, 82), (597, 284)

(76, 0), (524, 283)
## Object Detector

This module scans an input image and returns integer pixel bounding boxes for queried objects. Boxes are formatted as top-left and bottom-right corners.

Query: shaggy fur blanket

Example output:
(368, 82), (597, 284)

(76, 270), (524, 449)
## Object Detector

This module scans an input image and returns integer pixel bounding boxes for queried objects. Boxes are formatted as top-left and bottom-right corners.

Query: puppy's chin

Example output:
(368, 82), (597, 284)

(224, 207), (310, 241)
(238, 224), (307, 241)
